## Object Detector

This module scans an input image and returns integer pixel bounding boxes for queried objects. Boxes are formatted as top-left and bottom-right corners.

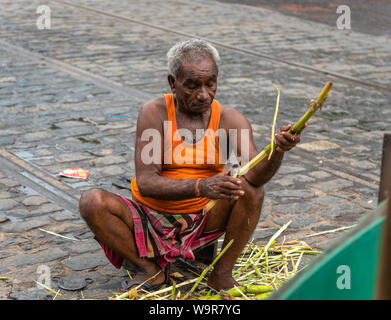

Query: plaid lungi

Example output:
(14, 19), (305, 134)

(96, 194), (223, 271)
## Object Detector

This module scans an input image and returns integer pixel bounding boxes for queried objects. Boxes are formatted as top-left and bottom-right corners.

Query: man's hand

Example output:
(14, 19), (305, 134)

(274, 124), (307, 153)
(199, 170), (244, 200)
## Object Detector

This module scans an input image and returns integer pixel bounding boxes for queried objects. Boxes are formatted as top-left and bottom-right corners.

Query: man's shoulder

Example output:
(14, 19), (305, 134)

(141, 96), (166, 112)
(139, 96), (167, 120)
(219, 104), (251, 129)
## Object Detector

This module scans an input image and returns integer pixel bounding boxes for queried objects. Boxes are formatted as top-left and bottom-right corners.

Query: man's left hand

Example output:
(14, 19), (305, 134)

(274, 124), (307, 153)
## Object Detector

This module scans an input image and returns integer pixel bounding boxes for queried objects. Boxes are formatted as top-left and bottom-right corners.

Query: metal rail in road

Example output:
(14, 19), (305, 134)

(52, 0), (391, 94)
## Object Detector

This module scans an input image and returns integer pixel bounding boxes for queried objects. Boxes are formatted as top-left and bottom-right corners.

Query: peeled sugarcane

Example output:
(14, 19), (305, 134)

(226, 284), (274, 296)
(197, 284), (274, 300)
(203, 82), (333, 214)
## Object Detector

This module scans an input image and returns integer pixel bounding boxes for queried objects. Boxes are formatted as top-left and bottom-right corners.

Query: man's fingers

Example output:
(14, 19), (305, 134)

(220, 188), (244, 200)
(279, 124), (292, 132)
(275, 134), (292, 148)
(282, 131), (296, 142)
(222, 176), (242, 185)
(222, 181), (242, 190)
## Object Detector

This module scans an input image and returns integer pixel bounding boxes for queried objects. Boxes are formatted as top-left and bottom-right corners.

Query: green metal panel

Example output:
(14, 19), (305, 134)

(270, 202), (387, 300)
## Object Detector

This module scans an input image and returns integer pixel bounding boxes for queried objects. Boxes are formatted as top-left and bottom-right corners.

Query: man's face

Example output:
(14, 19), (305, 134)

(169, 55), (218, 115)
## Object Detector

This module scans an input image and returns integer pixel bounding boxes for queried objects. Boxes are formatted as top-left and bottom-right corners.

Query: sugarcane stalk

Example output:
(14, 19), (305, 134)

(204, 82), (332, 214)
(227, 284), (274, 296)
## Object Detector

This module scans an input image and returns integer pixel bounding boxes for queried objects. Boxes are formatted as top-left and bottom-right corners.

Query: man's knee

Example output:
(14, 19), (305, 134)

(240, 178), (265, 209)
(79, 188), (105, 221)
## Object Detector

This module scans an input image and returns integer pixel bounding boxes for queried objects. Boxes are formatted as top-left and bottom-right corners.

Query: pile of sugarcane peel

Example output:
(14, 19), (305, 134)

(109, 221), (320, 300)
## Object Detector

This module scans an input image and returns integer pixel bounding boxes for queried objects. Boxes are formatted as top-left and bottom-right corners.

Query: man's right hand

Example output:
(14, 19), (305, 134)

(199, 170), (244, 200)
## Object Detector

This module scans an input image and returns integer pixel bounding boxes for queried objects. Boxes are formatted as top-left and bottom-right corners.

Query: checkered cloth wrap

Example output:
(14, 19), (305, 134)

(99, 194), (223, 270)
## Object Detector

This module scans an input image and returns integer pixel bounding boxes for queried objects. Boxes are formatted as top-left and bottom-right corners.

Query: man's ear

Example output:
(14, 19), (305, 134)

(168, 75), (176, 94)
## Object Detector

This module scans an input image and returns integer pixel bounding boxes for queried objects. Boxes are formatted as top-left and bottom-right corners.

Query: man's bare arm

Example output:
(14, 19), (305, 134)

(220, 106), (303, 187)
(134, 100), (196, 200)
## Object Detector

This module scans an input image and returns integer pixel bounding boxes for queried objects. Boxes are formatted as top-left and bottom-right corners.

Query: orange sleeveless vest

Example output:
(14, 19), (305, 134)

(131, 93), (226, 213)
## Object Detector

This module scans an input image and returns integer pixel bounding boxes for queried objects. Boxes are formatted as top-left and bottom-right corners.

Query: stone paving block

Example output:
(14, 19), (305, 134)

(9, 288), (54, 300)
(277, 165), (307, 174)
(0, 192), (14, 200)
(273, 202), (314, 215)
(95, 165), (126, 177)
(251, 228), (278, 241)
(22, 196), (49, 206)
(0, 251), (16, 259)
(57, 152), (92, 163)
(267, 189), (315, 199)
(0, 198), (19, 210)
(82, 279), (123, 299)
(274, 214), (321, 229)
(310, 195), (346, 206)
(275, 174), (316, 186)
(297, 140), (340, 152)
(49, 210), (80, 222)
(311, 178), (355, 193)
(100, 264), (128, 277)
(316, 203), (364, 219)
(4, 247), (68, 268)
(357, 200), (376, 210)
(94, 155), (127, 166)
(68, 240), (101, 254)
(28, 203), (64, 215)
(0, 135), (15, 146)
(61, 252), (109, 271)
(0, 265), (11, 274)
(20, 132), (53, 143)
(0, 179), (21, 188)
(0, 236), (29, 249)
(0, 217), (51, 233)
(311, 224), (345, 232)
(308, 171), (332, 179)
(0, 213), (9, 223)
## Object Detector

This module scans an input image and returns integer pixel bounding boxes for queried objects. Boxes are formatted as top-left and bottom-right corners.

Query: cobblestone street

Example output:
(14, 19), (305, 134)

(0, 0), (390, 300)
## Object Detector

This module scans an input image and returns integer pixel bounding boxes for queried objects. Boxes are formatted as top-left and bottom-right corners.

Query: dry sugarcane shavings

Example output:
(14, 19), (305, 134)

(108, 223), (320, 300)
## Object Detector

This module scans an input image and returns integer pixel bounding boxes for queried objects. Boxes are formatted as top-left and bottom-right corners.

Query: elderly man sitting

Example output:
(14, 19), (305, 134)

(79, 39), (304, 291)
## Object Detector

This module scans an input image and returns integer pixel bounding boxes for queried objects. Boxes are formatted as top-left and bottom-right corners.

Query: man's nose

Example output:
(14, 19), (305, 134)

(197, 86), (210, 101)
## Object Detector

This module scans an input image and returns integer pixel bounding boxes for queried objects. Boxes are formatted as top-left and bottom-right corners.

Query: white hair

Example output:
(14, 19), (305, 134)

(167, 39), (221, 79)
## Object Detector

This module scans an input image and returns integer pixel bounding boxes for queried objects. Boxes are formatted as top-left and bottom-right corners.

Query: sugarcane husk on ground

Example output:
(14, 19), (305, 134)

(108, 220), (320, 300)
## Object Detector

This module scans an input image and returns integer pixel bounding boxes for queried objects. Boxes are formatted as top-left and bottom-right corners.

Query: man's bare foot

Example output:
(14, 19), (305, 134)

(123, 264), (166, 290)
(207, 271), (240, 291)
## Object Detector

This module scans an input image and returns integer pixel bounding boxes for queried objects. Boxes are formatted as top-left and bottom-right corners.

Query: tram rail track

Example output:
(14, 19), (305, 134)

(51, 0), (391, 94)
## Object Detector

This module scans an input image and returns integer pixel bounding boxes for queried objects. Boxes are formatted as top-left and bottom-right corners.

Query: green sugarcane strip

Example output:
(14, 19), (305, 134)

(171, 280), (176, 300)
(267, 249), (320, 255)
(247, 285), (274, 294)
(269, 84), (281, 160)
(316, 82), (333, 104)
(291, 82), (332, 133)
(256, 292), (272, 300)
(0, 277), (7, 280)
(226, 284), (273, 297)
(198, 294), (223, 300)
